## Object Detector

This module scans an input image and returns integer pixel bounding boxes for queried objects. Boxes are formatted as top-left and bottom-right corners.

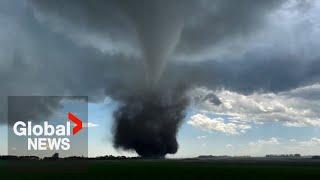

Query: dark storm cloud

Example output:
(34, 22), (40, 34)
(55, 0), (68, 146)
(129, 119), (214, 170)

(7, 96), (63, 126)
(166, 53), (320, 94)
(6, 96), (88, 126)
(176, 0), (284, 55)
(29, 0), (285, 56)
(1, 0), (319, 156)
(0, 97), (7, 124)
(29, 0), (189, 83)
(1, 0), (316, 98)
(0, 0), (144, 124)
(28, 0), (285, 82)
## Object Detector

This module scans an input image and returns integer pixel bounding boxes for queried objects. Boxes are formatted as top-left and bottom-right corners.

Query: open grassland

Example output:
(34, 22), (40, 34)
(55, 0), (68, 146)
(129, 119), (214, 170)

(1, 159), (320, 179)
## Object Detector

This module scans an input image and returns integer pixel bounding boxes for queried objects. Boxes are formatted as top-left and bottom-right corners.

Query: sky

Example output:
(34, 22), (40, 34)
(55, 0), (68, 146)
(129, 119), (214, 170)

(1, 0), (320, 157)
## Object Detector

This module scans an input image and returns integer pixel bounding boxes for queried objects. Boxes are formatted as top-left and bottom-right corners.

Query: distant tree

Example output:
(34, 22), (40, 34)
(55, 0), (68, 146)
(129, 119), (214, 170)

(52, 153), (59, 159)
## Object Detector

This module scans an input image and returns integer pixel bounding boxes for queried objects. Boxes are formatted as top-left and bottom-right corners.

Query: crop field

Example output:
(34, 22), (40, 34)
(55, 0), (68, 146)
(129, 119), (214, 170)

(1, 159), (320, 179)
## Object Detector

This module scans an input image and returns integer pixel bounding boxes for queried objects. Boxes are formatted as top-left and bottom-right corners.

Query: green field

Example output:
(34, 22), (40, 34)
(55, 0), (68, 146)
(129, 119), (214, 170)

(1, 159), (320, 179)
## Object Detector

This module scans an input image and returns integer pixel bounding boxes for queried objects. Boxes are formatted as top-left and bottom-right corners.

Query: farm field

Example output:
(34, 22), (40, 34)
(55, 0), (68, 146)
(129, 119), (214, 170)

(1, 159), (320, 179)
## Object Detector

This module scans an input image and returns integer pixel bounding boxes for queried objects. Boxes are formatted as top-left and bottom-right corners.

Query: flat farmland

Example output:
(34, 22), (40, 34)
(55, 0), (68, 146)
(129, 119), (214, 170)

(1, 159), (320, 179)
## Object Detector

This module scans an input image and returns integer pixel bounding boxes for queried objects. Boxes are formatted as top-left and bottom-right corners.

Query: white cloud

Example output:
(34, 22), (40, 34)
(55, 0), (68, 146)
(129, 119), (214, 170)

(226, 144), (233, 148)
(189, 84), (320, 128)
(282, 137), (320, 155)
(289, 138), (297, 142)
(249, 137), (280, 147)
(83, 122), (99, 128)
(188, 114), (251, 135)
(298, 137), (320, 146)
(196, 135), (207, 140)
(243, 137), (281, 156)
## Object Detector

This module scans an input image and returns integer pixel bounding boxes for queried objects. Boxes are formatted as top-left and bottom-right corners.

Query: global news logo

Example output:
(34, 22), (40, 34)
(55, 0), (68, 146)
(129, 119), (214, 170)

(12, 112), (83, 151)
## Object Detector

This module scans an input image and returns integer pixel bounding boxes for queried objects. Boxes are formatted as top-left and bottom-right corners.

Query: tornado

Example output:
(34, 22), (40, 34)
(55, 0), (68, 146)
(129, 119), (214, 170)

(28, 0), (189, 158)
(113, 86), (188, 157)
(118, 0), (185, 85)
(111, 0), (192, 157)
(27, 0), (284, 157)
